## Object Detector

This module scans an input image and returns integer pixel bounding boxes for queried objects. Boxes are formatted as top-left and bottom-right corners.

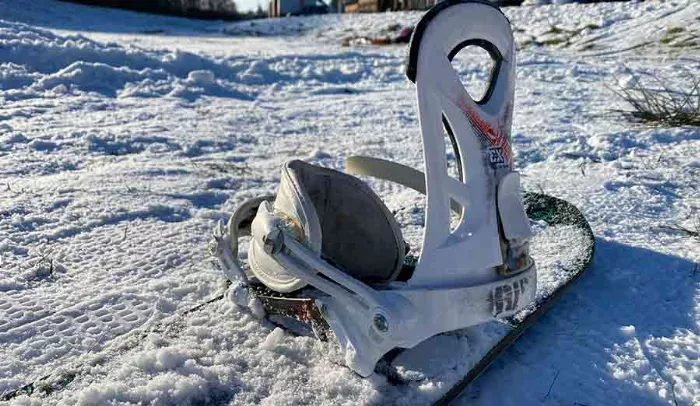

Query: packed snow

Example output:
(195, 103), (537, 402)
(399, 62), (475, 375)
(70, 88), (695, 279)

(1, 0), (699, 404)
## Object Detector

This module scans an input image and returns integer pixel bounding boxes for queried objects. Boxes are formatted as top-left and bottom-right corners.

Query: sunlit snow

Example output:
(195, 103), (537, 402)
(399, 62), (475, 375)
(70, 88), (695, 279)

(1, 0), (699, 404)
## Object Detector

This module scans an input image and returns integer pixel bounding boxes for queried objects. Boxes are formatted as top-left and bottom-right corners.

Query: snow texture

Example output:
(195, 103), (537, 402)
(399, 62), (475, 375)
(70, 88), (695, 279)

(0, 0), (699, 404)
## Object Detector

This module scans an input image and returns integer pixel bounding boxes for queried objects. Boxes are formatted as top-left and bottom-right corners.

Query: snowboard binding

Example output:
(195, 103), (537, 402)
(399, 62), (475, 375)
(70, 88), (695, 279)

(211, 0), (536, 378)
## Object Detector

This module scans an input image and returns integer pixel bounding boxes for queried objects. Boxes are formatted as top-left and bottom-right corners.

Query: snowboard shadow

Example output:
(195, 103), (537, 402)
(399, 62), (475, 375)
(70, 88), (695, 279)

(460, 238), (699, 406)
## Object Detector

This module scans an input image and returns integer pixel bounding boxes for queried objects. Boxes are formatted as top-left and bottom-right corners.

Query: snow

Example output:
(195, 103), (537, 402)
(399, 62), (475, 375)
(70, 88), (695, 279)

(259, 327), (285, 351)
(392, 334), (471, 381)
(0, 0), (699, 404)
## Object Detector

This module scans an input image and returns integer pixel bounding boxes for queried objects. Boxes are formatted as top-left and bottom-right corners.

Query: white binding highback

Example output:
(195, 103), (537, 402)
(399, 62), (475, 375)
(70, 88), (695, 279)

(409, 0), (519, 287)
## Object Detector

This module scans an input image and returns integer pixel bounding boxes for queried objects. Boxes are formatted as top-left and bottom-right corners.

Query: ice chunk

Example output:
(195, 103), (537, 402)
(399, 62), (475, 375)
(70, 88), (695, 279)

(260, 327), (285, 351)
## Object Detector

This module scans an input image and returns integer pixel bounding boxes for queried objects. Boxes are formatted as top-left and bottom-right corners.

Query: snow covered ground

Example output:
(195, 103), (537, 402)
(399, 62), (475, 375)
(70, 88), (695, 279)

(1, 0), (699, 404)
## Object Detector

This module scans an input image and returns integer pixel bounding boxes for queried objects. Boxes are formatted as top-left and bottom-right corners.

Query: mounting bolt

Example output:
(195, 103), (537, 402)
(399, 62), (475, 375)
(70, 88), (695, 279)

(262, 227), (283, 255)
(373, 314), (389, 333)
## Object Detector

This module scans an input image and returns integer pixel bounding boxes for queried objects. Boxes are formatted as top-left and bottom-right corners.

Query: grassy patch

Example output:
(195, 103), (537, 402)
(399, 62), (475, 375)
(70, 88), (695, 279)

(660, 35), (679, 44)
(523, 23), (601, 49)
(611, 68), (700, 127)
(540, 37), (568, 46)
(193, 161), (250, 176)
(544, 25), (565, 35)
(670, 38), (699, 49)
(659, 27), (700, 49)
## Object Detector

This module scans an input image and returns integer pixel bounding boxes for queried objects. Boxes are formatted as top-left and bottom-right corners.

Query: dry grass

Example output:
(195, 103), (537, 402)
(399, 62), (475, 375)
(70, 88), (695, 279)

(610, 68), (700, 127)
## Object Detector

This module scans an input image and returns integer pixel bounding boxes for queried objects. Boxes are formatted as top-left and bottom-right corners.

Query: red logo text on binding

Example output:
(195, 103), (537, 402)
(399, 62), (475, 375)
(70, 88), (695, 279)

(458, 98), (512, 167)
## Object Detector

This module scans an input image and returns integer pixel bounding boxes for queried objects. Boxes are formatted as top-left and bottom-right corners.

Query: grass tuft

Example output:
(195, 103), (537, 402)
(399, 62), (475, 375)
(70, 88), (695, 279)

(610, 67), (700, 127)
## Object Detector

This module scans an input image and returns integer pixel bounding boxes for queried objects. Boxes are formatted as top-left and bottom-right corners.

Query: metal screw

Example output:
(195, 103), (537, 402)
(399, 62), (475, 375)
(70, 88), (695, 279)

(373, 314), (388, 333)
